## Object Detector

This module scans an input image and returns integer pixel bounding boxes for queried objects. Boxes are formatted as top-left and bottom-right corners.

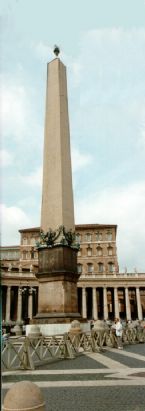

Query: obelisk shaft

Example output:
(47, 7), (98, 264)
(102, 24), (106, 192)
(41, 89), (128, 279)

(41, 58), (74, 233)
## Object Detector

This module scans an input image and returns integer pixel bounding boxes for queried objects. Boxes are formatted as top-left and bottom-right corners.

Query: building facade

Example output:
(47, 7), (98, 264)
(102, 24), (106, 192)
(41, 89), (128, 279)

(1, 224), (145, 324)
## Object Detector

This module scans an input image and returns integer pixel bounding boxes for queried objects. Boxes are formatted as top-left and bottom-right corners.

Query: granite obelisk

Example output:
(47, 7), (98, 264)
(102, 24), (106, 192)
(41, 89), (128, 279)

(41, 54), (75, 233)
(35, 47), (80, 323)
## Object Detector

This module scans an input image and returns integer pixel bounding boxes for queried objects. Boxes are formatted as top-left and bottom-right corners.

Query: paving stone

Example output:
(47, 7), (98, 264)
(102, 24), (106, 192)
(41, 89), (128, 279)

(2, 343), (145, 411)
(124, 343), (145, 356)
(3, 372), (128, 384)
(103, 350), (145, 368)
(37, 354), (107, 370)
(40, 386), (145, 411)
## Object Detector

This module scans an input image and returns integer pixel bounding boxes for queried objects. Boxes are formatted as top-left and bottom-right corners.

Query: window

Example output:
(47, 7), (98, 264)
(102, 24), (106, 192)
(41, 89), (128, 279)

(96, 232), (102, 241)
(34, 251), (38, 259)
(98, 262), (103, 273)
(85, 233), (92, 242)
(23, 237), (27, 245)
(31, 248), (34, 259)
(87, 263), (93, 273)
(87, 247), (92, 256)
(97, 246), (103, 256)
(31, 237), (36, 246)
(108, 247), (113, 256)
(76, 233), (81, 243)
(106, 231), (112, 241)
(23, 251), (27, 260)
(108, 262), (114, 272)
(77, 264), (82, 274)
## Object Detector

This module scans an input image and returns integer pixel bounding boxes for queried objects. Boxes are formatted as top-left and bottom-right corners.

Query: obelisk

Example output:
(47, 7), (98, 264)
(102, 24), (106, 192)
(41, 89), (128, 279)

(41, 49), (75, 233)
(35, 46), (80, 323)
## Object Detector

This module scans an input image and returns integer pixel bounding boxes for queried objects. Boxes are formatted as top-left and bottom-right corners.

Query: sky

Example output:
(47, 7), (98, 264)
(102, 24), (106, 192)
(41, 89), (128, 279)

(0, 0), (145, 272)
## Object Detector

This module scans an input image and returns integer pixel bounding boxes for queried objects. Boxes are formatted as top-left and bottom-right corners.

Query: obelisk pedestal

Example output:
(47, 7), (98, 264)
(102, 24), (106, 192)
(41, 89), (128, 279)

(35, 246), (80, 323)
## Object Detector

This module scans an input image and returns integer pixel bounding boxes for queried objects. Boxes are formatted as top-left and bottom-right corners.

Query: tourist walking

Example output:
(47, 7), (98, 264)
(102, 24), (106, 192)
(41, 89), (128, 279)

(115, 318), (123, 349)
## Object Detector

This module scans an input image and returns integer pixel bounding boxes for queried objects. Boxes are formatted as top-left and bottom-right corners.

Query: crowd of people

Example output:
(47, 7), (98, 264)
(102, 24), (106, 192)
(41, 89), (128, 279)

(90, 317), (145, 349)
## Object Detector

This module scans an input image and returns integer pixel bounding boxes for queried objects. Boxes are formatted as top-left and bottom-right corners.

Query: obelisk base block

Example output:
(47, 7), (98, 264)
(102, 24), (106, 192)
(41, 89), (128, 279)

(32, 246), (81, 324)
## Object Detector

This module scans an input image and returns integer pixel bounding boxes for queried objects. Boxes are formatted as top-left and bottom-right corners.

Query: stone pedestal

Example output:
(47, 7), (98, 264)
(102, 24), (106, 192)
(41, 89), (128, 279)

(33, 245), (81, 323)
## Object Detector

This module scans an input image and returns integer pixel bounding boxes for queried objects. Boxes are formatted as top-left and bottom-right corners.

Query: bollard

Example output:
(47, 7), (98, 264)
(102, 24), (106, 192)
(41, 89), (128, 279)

(11, 325), (22, 336)
(28, 325), (42, 339)
(69, 320), (81, 337)
(2, 381), (46, 411)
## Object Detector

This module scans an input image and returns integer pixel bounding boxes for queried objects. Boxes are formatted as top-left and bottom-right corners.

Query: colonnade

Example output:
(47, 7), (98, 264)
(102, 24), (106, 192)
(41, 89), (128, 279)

(2, 285), (144, 323)
(3, 286), (38, 323)
(81, 286), (144, 321)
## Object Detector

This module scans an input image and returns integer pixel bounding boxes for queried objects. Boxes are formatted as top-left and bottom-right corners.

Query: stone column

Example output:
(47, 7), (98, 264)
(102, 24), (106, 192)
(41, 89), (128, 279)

(6, 286), (11, 322)
(136, 287), (143, 321)
(92, 287), (98, 320)
(28, 288), (33, 320)
(103, 287), (108, 320)
(114, 287), (119, 318)
(17, 287), (22, 322)
(82, 287), (87, 319)
(125, 287), (131, 321)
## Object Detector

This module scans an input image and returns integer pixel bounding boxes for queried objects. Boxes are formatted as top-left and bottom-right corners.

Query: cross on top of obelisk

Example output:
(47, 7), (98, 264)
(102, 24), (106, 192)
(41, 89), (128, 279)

(53, 45), (60, 57)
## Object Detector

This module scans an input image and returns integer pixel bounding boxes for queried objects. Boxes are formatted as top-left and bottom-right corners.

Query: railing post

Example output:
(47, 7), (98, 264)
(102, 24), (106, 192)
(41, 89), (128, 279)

(21, 337), (35, 370)
(64, 333), (75, 359)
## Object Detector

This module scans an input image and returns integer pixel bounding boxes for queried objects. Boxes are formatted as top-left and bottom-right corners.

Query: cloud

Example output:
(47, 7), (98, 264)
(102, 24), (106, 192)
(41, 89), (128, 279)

(34, 42), (53, 61)
(1, 75), (42, 145)
(75, 181), (145, 272)
(0, 149), (13, 167)
(20, 166), (42, 187)
(70, 62), (83, 87)
(140, 119), (145, 149)
(69, 27), (145, 203)
(1, 81), (28, 140)
(72, 147), (93, 172)
(0, 204), (31, 245)
(70, 28), (145, 134)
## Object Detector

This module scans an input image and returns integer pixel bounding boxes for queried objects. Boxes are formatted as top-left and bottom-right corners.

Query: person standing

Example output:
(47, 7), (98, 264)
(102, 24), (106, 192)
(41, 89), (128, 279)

(115, 318), (123, 349)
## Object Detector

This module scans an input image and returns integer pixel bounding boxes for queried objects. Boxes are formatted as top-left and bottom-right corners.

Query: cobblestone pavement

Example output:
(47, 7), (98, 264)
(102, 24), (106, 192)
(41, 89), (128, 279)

(2, 343), (145, 411)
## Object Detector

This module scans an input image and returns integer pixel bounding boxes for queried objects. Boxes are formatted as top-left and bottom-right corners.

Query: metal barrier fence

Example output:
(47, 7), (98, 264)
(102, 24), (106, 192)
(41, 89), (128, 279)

(2, 326), (145, 371)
